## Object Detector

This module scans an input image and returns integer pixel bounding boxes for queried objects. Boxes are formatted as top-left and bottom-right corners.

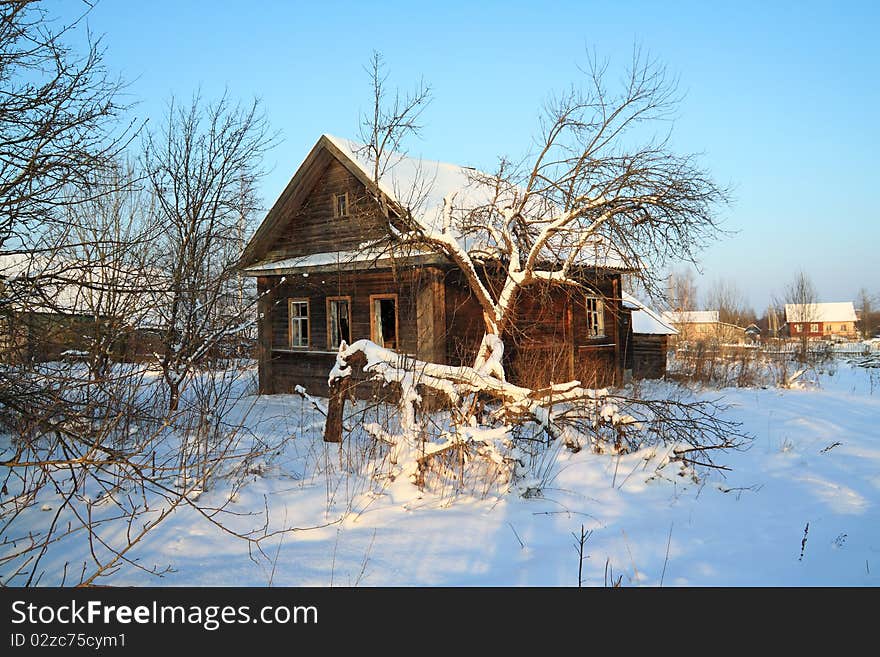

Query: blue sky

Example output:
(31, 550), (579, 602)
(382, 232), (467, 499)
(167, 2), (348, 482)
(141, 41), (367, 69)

(51, 0), (879, 312)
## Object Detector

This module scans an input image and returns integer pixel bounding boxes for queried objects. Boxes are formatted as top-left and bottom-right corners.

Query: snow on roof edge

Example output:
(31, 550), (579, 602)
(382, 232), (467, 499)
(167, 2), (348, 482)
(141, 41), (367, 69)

(622, 292), (678, 335)
(784, 302), (857, 323)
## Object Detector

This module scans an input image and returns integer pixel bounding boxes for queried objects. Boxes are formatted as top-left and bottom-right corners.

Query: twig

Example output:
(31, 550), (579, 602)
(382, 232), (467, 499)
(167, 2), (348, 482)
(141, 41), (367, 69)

(799, 522), (809, 561)
(621, 529), (641, 585)
(572, 524), (592, 586)
(508, 522), (525, 550)
(660, 521), (673, 586)
(354, 529), (377, 586)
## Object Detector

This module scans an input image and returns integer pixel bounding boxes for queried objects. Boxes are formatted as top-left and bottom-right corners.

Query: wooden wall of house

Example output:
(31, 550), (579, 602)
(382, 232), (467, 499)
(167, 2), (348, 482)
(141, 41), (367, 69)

(505, 285), (576, 388)
(443, 270), (486, 367)
(257, 267), (445, 395)
(0, 312), (166, 365)
(632, 334), (669, 379)
(442, 269), (623, 388)
(256, 265), (626, 395)
(264, 158), (389, 262)
(569, 275), (621, 388)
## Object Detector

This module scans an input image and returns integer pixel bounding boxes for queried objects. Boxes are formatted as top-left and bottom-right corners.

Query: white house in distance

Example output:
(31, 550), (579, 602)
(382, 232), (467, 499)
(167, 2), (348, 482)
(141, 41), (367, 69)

(784, 302), (858, 340)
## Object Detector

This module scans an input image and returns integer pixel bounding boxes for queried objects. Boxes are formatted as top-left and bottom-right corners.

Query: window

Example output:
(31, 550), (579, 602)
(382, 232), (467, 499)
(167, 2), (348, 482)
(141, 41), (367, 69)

(794, 324), (802, 333)
(370, 294), (398, 349)
(289, 299), (309, 347)
(810, 323), (819, 333)
(332, 192), (349, 218)
(585, 296), (605, 338)
(327, 297), (351, 349)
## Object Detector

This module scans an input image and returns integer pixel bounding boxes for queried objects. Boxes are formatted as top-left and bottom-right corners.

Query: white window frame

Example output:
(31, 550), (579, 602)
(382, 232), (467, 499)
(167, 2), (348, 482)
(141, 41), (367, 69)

(810, 323), (819, 333)
(585, 295), (605, 338)
(288, 299), (309, 348)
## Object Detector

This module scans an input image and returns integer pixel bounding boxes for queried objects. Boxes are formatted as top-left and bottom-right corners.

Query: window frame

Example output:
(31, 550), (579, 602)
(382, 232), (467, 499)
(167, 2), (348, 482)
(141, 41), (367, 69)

(585, 294), (606, 339)
(810, 323), (819, 333)
(332, 191), (349, 218)
(369, 293), (399, 350)
(326, 295), (352, 350)
(288, 298), (310, 348)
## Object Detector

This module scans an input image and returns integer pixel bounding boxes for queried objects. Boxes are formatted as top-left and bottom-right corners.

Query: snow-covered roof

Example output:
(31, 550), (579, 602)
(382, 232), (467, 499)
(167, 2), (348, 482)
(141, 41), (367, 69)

(661, 310), (720, 325)
(324, 134), (479, 232)
(784, 302), (857, 323)
(243, 244), (445, 275)
(324, 135), (629, 271)
(622, 292), (678, 335)
(245, 134), (627, 273)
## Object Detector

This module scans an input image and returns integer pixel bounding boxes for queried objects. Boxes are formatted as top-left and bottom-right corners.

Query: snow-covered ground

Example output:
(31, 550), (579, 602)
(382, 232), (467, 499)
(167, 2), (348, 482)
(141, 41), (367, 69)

(3, 360), (879, 586)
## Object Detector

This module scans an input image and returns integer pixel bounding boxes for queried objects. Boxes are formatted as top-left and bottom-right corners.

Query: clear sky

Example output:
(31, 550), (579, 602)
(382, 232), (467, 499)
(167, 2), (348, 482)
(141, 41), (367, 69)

(48, 0), (879, 313)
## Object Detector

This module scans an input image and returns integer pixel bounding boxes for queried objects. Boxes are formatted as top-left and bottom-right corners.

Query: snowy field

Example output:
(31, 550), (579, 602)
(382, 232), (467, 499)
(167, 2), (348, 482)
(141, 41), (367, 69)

(3, 359), (879, 587)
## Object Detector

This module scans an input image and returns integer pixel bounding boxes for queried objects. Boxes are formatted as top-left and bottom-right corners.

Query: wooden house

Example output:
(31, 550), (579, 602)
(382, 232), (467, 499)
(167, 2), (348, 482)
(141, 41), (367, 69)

(620, 292), (678, 379)
(239, 135), (633, 396)
(0, 254), (165, 364)
(744, 323), (762, 343)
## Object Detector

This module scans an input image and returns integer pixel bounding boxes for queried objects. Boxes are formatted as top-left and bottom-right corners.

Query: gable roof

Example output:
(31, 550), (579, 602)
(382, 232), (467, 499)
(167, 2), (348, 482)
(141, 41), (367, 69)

(324, 134), (479, 234)
(784, 302), (857, 323)
(241, 134), (628, 273)
(622, 292), (678, 335)
(661, 310), (720, 325)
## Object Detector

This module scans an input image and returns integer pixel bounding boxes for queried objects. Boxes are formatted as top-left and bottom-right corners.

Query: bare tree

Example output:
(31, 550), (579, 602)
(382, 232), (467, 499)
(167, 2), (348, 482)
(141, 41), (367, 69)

(0, 159), (303, 587)
(325, 49), (745, 480)
(705, 278), (754, 327)
(359, 50), (432, 194)
(667, 268), (699, 312)
(0, 1), (132, 255)
(143, 93), (276, 410)
(367, 49), (728, 376)
(856, 288), (876, 339)
(42, 164), (160, 380)
(783, 270), (818, 360)
(0, 8), (299, 585)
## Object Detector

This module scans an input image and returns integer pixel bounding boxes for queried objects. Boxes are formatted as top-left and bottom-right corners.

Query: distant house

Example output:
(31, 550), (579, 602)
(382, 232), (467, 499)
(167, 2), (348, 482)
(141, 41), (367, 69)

(744, 323), (761, 343)
(661, 310), (745, 344)
(0, 254), (164, 363)
(784, 302), (858, 340)
(621, 292), (677, 379)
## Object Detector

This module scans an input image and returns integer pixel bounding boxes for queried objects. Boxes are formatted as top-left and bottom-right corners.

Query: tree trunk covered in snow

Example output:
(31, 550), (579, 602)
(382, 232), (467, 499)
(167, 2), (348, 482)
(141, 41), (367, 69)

(324, 350), (365, 443)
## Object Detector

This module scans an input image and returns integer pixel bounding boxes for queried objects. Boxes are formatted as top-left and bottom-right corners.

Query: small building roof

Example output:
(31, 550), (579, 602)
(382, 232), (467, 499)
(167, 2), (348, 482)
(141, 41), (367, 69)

(622, 292), (678, 335)
(661, 310), (720, 325)
(784, 302), (857, 323)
